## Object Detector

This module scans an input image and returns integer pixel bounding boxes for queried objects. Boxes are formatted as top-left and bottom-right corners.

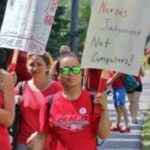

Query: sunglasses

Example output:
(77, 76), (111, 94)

(59, 66), (81, 75)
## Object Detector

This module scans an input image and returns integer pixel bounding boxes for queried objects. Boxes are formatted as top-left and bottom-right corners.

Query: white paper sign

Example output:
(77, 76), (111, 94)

(0, 0), (58, 54)
(81, 0), (150, 75)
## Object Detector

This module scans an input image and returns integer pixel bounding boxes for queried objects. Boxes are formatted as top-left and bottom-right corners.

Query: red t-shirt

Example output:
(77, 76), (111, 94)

(134, 75), (141, 83)
(0, 94), (12, 150)
(87, 69), (102, 91)
(15, 81), (62, 149)
(39, 90), (102, 150)
(109, 71), (124, 89)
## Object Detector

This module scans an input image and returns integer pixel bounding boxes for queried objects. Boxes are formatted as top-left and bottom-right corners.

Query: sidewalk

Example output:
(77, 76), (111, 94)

(98, 70), (150, 150)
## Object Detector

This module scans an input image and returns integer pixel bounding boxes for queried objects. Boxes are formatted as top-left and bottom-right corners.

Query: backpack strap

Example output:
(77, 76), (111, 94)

(18, 81), (26, 95)
(14, 81), (26, 104)
(10, 81), (26, 150)
(47, 94), (55, 112)
(90, 94), (95, 114)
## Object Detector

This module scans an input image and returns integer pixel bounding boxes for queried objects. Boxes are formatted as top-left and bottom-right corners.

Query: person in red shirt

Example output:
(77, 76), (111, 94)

(14, 52), (62, 150)
(0, 69), (15, 150)
(107, 71), (130, 132)
(27, 52), (110, 150)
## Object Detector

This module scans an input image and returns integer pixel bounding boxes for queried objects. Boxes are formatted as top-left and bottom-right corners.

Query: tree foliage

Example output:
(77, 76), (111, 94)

(47, 1), (71, 58)
(0, 0), (7, 28)
(0, 0), (10, 69)
(78, 0), (91, 52)
(47, 0), (91, 57)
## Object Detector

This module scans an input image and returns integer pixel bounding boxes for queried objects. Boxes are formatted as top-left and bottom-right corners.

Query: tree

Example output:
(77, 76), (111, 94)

(47, 0), (91, 57)
(0, 0), (9, 69)
(0, 0), (7, 28)
(78, 1), (91, 52)
(46, 1), (71, 58)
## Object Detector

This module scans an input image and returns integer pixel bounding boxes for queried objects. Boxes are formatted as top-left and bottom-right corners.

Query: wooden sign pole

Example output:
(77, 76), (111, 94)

(8, 50), (19, 72)
(98, 70), (109, 93)
(8, 50), (19, 85)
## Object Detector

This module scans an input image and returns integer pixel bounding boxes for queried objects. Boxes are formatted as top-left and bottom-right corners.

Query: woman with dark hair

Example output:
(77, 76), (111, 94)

(27, 52), (110, 150)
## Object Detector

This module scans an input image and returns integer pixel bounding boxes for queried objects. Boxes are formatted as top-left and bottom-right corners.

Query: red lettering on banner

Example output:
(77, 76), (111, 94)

(44, 16), (54, 25)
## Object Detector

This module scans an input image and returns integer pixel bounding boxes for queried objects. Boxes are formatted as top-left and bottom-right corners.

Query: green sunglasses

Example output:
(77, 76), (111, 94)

(59, 66), (81, 75)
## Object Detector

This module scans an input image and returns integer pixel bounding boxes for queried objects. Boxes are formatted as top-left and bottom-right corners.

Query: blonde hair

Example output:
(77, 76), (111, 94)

(26, 52), (54, 75)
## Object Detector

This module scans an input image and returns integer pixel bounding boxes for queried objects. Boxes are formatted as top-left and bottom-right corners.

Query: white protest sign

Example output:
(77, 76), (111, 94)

(91, 0), (95, 6)
(0, 0), (58, 54)
(81, 0), (150, 75)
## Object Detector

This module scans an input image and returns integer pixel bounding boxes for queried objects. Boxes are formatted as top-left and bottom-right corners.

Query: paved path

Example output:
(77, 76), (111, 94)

(97, 70), (150, 150)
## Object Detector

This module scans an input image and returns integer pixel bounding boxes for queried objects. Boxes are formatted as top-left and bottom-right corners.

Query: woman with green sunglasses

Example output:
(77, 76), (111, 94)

(28, 52), (110, 150)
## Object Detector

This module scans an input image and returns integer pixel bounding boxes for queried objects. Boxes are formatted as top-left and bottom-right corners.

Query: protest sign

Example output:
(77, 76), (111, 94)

(0, 0), (58, 54)
(81, 0), (150, 75)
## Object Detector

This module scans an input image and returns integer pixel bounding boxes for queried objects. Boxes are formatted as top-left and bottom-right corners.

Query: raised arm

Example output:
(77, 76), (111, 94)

(107, 72), (121, 85)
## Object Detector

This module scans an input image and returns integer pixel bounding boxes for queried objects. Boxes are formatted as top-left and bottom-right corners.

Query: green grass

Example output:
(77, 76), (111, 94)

(143, 111), (150, 150)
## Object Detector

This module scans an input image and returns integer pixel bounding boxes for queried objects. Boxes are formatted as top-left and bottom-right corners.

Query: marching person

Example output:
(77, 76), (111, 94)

(27, 52), (110, 150)
(107, 71), (130, 132)
(0, 69), (15, 150)
(14, 52), (62, 150)
(127, 66), (145, 124)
